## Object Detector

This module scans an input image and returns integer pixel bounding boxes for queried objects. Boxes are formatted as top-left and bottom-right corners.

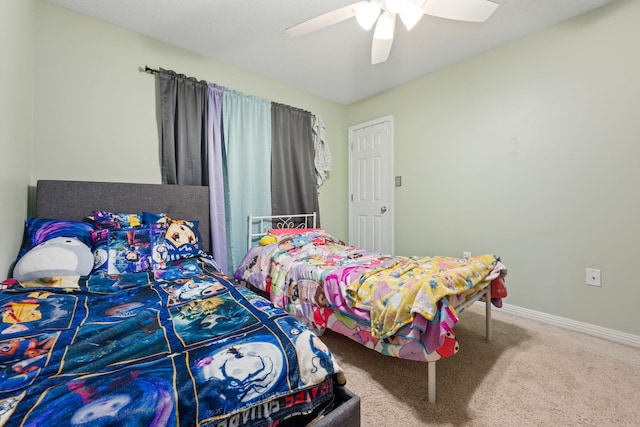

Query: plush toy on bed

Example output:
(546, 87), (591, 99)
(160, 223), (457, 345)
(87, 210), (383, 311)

(260, 235), (277, 246)
(12, 237), (94, 283)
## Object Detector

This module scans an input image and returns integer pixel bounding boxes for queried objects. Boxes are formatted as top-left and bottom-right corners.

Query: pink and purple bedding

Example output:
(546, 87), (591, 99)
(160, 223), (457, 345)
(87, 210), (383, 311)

(234, 229), (507, 363)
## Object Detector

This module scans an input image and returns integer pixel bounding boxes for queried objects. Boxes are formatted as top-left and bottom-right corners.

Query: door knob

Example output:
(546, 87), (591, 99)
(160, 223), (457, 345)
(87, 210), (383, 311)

(381, 206), (387, 214)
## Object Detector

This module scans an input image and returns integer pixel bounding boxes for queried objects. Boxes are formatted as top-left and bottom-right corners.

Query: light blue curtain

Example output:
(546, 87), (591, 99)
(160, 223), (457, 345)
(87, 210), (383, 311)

(223, 90), (272, 272)
(206, 83), (228, 273)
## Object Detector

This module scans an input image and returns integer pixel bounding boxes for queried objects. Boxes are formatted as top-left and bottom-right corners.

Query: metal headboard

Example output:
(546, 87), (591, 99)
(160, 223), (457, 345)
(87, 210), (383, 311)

(247, 213), (317, 249)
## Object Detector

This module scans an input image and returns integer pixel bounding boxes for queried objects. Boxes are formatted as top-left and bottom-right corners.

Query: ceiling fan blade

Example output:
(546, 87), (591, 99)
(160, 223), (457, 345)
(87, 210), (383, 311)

(423, 0), (498, 23)
(286, 1), (368, 37)
(371, 37), (394, 65)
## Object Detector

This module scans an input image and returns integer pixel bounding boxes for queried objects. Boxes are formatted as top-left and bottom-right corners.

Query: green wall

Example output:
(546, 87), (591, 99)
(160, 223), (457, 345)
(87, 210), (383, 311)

(3, 0), (639, 337)
(31, 1), (349, 238)
(0, 0), (36, 277)
(347, 0), (640, 335)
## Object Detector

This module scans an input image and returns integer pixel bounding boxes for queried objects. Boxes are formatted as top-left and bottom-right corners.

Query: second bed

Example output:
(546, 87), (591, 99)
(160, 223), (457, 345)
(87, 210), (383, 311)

(234, 213), (508, 404)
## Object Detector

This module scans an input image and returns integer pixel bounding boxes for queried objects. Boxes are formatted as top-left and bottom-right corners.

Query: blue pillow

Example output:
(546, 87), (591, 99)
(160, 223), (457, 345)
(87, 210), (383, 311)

(106, 228), (153, 274)
(93, 211), (142, 229)
(90, 229), (109, 274)
(145, 217), (206, 271)
(140, 211), (169, 227)
(90, 227), (155, 276)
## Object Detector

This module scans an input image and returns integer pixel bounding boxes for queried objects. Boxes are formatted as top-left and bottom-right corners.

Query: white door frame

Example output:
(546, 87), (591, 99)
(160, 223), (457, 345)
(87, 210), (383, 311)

(348, 115), (394, 254)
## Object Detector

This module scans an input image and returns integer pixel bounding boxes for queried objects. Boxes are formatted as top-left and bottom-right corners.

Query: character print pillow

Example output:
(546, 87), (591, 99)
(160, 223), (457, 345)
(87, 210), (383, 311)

(106, 228), (153, 275)
(142, 213), (206, 271)
(92, 211), (142, 230)
(90, 227), (153, 275)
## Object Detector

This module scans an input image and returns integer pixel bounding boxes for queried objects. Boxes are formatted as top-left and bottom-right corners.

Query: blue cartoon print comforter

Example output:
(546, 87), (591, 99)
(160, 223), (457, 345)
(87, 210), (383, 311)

(0, 260), (342, 426)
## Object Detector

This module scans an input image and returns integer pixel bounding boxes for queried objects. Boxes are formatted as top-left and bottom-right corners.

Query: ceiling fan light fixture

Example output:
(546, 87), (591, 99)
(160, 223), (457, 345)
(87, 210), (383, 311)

(286, 0), (499, 65)
(399, 2), (424, 31)
(373, 11), (395, 40)
(356, 1), (382, 30)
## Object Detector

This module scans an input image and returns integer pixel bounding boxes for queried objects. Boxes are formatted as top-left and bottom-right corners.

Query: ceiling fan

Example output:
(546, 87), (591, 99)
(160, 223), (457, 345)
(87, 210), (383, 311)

(286, 0), (499, 65)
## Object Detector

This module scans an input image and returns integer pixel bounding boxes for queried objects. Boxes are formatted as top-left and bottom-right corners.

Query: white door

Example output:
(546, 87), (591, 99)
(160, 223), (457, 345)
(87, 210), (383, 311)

(348, 116), (394, 255)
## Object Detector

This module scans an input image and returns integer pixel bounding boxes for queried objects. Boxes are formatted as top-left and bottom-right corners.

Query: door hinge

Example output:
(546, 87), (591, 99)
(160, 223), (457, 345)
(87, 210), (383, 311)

(350, 194), (353, 202)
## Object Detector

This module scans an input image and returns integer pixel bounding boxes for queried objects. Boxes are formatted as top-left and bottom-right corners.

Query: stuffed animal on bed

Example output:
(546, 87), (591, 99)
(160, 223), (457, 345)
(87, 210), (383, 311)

(12, 237), (94, 282)
(260, 235), (277, 246)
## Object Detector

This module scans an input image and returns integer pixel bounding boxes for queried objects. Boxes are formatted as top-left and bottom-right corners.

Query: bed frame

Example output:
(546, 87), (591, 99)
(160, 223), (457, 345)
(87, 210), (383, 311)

(247, 213), (494, 404)
(248, 212), (317, 248)
(34, 180), (360, 426)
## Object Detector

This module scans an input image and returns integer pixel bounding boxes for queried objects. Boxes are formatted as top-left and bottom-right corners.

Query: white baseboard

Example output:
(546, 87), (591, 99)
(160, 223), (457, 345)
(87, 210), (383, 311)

(476, 301), (640, 348)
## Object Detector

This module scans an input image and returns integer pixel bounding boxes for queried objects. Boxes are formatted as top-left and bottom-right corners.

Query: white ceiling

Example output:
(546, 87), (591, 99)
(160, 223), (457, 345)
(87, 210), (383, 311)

(45, 0), (617, 105)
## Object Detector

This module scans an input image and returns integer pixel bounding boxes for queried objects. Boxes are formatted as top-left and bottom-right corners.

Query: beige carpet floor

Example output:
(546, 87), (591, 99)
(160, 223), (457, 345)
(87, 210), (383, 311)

(319, 305), (640, 426)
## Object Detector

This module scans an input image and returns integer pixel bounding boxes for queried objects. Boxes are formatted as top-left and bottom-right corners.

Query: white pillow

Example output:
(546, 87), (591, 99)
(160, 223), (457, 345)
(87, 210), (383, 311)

(13, 237), (94, 282)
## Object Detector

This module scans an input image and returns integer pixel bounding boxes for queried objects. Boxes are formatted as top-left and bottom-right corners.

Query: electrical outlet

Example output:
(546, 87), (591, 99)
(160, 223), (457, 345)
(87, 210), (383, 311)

(463, 251), (471, 259)
(586, 268), (601, 287)
(395, 176), (402, 187)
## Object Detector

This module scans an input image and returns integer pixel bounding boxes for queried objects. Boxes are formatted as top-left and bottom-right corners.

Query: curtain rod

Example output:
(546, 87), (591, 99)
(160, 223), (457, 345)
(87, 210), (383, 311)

(141, 65), (312, 114)
(143, 65), (158, 74)
(142, 66), (207, 83)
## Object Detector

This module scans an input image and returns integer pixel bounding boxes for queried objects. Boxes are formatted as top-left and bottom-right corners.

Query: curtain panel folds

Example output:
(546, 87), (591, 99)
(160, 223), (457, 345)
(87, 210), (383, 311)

(159, 69), (208, 185)
(223, 90), (272, 273)
(157, 69), (322, 273)
(271, 103), (320, 225)
(206, 83), (228, 272)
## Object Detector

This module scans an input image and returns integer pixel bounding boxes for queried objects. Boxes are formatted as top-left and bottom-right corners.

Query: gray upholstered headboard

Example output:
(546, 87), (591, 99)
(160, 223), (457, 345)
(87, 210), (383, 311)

(35, 180), (211, 253)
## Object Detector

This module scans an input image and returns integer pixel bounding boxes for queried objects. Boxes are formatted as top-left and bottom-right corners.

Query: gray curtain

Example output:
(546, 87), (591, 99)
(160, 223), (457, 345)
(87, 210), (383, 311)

(271, 103), (320, 224)
(159, 68), (208, 185)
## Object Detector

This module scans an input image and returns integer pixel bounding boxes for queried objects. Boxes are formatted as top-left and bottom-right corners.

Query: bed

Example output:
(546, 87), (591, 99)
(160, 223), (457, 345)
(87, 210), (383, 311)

(0, 180), (360, 427)
(234, 214), (508, 403)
